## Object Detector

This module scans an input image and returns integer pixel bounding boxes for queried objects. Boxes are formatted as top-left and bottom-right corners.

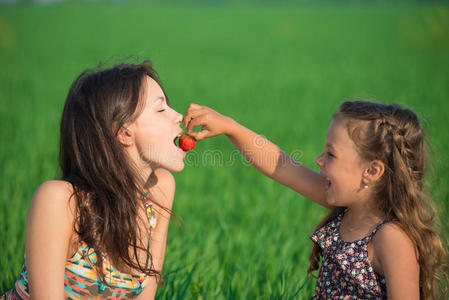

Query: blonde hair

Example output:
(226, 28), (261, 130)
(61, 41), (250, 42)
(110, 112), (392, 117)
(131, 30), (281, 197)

(308, 100), (448, 299)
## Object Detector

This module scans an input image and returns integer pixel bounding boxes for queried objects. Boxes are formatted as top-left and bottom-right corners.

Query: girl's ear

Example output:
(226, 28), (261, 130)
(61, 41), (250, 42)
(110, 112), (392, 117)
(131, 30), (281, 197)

(116, 125), (134, 147)
(363, 160), (385, 184)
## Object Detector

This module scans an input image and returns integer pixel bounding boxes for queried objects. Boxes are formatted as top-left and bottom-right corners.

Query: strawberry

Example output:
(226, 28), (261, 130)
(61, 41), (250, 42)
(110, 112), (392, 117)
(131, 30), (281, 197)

(178, 134), (196, 151)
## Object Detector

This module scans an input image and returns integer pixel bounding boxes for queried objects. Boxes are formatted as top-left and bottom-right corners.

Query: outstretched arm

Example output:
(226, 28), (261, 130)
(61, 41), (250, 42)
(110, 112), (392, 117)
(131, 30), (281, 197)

(183, 103), (329, 207)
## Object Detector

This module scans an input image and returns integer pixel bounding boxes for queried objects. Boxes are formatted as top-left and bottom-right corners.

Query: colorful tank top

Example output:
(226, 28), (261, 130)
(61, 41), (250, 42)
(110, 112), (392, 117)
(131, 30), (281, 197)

(310, 211), (388, 299)
(2, 200), (157, 300)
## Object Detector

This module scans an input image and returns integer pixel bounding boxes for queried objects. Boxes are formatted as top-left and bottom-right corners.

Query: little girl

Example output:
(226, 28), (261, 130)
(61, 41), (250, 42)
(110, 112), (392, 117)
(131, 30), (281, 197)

(183, 101), (448, 299)
(2, 61), (186, 299)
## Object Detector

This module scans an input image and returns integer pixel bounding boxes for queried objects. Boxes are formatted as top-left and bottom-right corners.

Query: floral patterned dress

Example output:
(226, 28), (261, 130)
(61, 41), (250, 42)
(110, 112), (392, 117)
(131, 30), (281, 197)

(310, 211), (388, 299)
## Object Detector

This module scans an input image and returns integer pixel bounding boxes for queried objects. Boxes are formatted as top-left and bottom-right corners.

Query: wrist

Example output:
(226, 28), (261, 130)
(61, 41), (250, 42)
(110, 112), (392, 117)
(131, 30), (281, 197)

(224, 117), (241, 138)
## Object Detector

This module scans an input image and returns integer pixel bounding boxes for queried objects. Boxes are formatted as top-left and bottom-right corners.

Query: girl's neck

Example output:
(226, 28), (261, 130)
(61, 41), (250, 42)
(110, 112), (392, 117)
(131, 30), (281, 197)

(344, 202), (385, 228)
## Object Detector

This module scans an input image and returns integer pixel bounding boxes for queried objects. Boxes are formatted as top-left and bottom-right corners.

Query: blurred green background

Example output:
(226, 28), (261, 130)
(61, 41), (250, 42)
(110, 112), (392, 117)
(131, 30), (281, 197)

(1, 1), (448, 298)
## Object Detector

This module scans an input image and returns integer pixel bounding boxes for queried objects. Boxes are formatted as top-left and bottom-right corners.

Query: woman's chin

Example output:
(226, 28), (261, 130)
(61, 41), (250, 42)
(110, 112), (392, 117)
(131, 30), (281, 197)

(173, 165), (185, 173)
(166, 161), (185, 173)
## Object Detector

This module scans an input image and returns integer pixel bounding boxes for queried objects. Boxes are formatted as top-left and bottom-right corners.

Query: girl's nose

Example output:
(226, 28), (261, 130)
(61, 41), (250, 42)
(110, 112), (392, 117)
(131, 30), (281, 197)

(314, 154), (324, 168)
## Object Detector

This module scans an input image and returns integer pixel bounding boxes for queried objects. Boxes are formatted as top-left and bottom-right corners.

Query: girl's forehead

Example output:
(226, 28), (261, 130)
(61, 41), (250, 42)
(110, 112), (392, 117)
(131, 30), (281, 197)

(326, 119), (358, 152)
(327, 119), (348, 140)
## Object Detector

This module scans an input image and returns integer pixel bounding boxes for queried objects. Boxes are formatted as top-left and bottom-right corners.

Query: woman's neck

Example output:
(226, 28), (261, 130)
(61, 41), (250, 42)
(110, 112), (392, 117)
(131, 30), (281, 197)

(142, 170), (158, 190)
(125, 144), (156, 187)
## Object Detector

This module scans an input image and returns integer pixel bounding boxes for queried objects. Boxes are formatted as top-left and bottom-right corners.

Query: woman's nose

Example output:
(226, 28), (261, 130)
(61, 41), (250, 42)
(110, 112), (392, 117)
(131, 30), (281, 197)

(173, 110), (183, 124)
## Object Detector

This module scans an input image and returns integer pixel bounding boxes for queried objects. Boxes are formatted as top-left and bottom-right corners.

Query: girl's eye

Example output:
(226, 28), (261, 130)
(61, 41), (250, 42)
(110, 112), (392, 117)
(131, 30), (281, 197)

(327, 152), (335, 158)
(158, 109), (166, 113)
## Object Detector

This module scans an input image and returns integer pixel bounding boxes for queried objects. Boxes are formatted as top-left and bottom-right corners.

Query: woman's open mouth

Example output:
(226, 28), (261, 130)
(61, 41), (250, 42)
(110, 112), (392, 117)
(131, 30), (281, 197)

(173, 132), (182, 148)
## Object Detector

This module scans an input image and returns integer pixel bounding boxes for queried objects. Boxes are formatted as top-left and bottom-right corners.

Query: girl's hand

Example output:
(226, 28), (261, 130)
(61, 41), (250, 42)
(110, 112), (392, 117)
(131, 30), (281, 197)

(183, 103), (235, 141)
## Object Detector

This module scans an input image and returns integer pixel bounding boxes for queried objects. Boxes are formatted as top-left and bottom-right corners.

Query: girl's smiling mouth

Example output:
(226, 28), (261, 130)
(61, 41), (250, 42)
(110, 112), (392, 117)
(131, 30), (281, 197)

(325, 178), (331, 190)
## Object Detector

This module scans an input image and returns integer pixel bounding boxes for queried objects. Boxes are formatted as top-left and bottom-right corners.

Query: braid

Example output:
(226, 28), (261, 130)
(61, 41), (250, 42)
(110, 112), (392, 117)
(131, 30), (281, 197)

(375, 115), (423, 216)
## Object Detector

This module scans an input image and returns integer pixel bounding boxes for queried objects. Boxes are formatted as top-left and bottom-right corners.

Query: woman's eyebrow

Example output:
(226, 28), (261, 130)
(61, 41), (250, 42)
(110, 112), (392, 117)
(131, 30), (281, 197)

(154, 96), (165, 103)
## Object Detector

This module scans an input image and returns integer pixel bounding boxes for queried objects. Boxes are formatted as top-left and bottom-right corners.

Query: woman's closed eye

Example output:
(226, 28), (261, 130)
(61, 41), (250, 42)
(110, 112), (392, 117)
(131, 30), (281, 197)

(327, 151), (335, 158)
(157, 103), (171, 112)
(157, 105), (168, 113)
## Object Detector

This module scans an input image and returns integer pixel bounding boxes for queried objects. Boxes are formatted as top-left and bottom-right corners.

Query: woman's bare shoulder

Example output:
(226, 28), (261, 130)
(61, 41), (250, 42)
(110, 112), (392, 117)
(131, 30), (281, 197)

(35, 179), (73, 195)
(29, 180), (76, 222)
(26, 180), (78, 262)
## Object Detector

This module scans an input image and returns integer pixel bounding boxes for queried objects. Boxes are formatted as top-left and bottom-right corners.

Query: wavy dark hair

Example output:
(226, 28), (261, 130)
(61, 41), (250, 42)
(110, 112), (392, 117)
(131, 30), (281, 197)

(308, 100), (448, 299)
(59, 60), (168, 283)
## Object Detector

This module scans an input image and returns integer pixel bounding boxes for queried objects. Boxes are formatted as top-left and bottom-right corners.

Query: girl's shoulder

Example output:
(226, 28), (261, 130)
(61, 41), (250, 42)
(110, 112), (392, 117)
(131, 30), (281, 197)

(371, 221), (418, 273)
(372, 221), (415, 251)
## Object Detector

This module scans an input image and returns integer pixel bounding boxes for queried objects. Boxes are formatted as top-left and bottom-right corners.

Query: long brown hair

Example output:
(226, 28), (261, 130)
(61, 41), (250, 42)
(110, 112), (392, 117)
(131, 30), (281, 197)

(308, 100), (448, 299)
(59, 60), (167, 283)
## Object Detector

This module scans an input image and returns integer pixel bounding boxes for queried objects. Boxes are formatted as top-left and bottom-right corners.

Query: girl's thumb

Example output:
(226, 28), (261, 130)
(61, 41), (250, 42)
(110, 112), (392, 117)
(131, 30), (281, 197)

(189, 130), (207, 141)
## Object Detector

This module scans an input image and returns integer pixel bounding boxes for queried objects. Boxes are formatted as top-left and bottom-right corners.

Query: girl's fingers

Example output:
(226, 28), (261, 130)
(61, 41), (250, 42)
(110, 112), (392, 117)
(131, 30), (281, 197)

(187, 103), (202, 111)
(183, 104), (203, 128)
(188, 128), (209, 141)
(186, 114), (208, 134)
(183, 111), (202, 129)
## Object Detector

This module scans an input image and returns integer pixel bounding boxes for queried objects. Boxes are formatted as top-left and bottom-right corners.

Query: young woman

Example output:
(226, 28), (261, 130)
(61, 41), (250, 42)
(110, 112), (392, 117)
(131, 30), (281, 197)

(2, 61), (187, 299)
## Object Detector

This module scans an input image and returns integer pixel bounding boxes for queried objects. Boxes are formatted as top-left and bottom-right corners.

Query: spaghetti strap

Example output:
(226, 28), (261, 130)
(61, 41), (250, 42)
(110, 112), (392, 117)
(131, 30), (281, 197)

(366, 219), (389, 241)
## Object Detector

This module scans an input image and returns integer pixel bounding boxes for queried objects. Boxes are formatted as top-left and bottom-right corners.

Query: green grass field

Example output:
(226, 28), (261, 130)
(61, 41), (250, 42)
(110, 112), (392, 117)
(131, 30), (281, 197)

(1, 1), (448, 298)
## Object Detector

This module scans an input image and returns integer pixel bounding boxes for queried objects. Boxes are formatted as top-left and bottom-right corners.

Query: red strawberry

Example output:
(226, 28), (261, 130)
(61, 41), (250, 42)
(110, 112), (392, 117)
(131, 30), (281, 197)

(178, 134), (196, 151)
